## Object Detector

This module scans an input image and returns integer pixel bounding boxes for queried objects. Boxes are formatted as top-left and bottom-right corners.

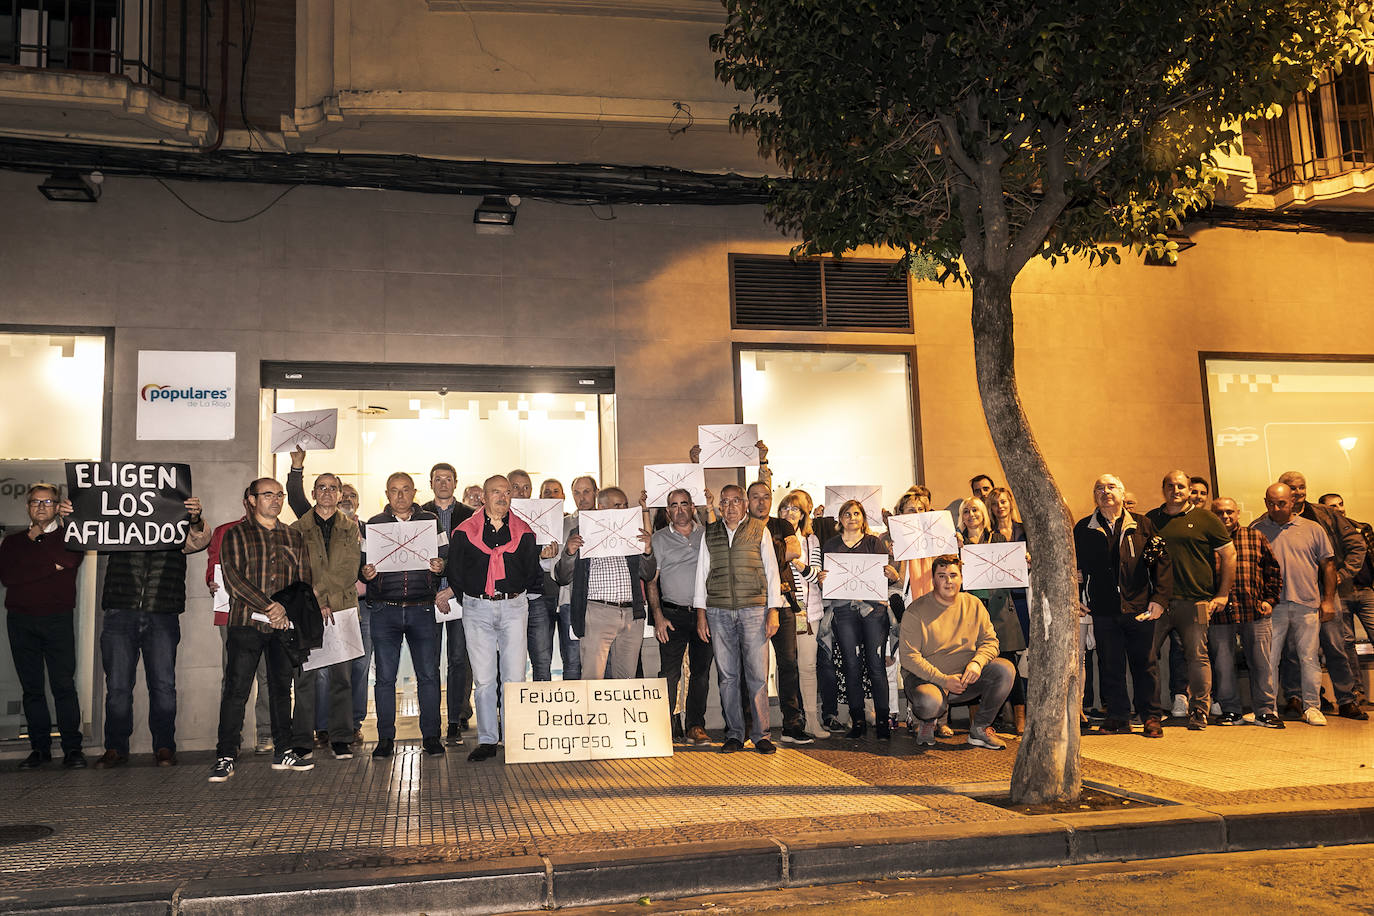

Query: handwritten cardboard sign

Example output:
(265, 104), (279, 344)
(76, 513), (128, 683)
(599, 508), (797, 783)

(697, 424), (759, 468)
(63, 461), (191, 551)
(961, 541), (1030, 590)
(503, 679), (673, 763)
(270, 408), (338, 453)
(887, 510), (959, 561)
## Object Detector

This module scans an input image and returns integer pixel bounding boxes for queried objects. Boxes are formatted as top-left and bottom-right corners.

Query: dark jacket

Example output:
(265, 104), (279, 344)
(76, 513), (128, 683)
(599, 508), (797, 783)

(100, 521), (210, 615)
(361, 507), (441, 605)
(1074, 509), (1173, 616)
(553, 532), (657, 639)
(271, 580), (325, 666)
(1301, 501), (1366, 595)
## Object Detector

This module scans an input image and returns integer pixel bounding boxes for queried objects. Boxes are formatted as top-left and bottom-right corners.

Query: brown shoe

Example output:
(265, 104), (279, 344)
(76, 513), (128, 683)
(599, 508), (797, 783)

(93, 749), (127, 769)
(1142, 717), (1164, 738)
(155, 748), (177, 767)
(686, 726), (711, 746)
(314, 729), (329, 747)
(353, 728), (364, 745)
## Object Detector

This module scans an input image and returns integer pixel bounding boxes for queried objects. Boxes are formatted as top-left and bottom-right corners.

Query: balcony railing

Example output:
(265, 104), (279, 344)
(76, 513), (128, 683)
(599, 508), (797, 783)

(1264, 64), (1374, 194)
(0, 0), (209, 107)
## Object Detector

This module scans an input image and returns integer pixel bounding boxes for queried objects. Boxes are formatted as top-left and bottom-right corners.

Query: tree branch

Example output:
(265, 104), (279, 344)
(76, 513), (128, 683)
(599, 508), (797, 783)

(1007, 122), (1071, 274)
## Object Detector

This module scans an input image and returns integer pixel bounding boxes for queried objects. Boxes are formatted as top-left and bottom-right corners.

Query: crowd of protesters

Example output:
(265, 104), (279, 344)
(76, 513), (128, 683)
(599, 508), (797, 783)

(1, 440), (1368, 777)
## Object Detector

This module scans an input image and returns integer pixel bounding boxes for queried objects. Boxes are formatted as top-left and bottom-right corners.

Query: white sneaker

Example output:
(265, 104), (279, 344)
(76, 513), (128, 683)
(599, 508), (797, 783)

(1210, 702), (1222, 716)
(1302, 707), (1328, 726)
(1171, 694), (1188, 718)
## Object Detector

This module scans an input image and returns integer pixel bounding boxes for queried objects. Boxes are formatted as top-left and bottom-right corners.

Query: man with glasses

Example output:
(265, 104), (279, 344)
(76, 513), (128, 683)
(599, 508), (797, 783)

(360, 472), (446, 758)
(648, 488), (713, 744)
(93, 490), (208, 769)
(421, 463), (476, 744)
(211, 478), (312, 781)
(0, 484), (86, 769)
(289, 473), (363, 761)
(694, 484), (785, 754)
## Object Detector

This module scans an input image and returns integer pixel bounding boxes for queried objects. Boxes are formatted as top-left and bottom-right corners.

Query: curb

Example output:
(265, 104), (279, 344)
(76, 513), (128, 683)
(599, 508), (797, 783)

(5, 800), (1374, 914)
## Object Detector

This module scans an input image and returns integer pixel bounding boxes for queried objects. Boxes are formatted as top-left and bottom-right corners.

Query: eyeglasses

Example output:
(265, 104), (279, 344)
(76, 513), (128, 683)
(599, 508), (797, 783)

(28, 498), (56, 507)
(778, 505), (802, 514)
(254, 491), (286, 500)
(315, 485), (340, 493)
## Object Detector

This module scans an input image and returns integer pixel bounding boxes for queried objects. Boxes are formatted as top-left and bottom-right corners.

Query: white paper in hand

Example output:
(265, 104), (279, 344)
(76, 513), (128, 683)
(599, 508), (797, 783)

(823, 486), (885, 525)
(643, 464), (706, 507)
(211, 565), (230, 617)
(697, 424), (759, 468)
(367, 520), (439, 573)
(821, 553), (889, 602)
(578, 508), (644, 559)
(436, 597), (463, 622)
(888, 510), (960, 561)
(960, 541), (1030, 590)
(303, 607), (365, 671)
(270, 408), (338, 453)
(510, 498), (564, 545)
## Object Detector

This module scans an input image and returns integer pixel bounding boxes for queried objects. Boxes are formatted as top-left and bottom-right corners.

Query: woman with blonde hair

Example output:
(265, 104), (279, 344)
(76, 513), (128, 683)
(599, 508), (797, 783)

(960, 494), (1028, 733)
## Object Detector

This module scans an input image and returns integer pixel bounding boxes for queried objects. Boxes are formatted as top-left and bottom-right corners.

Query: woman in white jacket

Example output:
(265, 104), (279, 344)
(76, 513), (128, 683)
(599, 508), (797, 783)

(778, 490), (828, 738)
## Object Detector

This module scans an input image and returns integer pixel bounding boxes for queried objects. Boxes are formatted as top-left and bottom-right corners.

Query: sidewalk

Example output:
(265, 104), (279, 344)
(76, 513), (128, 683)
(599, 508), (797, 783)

(2, 717), (1372, 914)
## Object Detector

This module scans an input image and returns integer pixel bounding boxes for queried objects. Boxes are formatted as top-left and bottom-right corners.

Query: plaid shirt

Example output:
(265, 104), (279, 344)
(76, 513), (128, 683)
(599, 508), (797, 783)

(1216, 526), (1281, 624)
(586, 556), (633, 603)
(221, 516), (312, 630)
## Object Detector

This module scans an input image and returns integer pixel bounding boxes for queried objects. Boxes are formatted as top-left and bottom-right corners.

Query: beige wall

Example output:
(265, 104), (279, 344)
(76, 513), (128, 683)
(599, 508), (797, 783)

(2, 168), (1371, 748)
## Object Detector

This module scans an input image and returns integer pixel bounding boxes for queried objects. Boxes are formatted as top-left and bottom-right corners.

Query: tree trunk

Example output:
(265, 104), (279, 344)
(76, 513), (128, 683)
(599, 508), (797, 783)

(970, 270), (1082, 805)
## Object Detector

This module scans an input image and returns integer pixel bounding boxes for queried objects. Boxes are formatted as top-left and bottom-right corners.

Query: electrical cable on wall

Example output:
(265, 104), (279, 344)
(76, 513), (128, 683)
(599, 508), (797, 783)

(155, 178), (297, 223)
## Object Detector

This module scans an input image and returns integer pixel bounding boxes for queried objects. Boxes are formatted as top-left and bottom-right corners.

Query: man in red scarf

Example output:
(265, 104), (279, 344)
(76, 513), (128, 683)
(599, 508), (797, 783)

(447, 474), (546, 761)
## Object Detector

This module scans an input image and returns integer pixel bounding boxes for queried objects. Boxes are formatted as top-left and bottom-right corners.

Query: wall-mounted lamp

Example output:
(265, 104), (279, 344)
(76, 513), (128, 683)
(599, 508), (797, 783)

(39, 169), (102, 202)
(473, 194), (521, 234)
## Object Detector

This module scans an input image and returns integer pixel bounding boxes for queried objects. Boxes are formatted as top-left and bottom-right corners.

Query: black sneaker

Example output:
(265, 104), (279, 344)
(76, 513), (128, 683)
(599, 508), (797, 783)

(754, 738), (776, 755)
(422, 737), (446, 756)
(822, 716), (844, 733)
(719, 737), (745, 753)
(331, 742), (354, 759)
(1217, 712), (1242, 726)
(208, 757), (235, 782)
(875, 721), (891, 740)
(467, 743), (499, 762)
(1187, 711), (1208, 731)
(1254, 712), (1286, 729)
(1338, 703), (1369, 721)
(273, 749), (314, 771)
(62, 750), (87, 769)
(18, 750), (51, 770)
(779, 727), (815, 745)
(445, 723), (463, 746)
(371, 738), (394, 758)
(845, 720), (867, 739)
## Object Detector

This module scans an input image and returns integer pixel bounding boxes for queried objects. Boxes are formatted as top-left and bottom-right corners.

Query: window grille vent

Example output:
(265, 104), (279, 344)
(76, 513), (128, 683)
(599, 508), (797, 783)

(730, 255), (911, 331)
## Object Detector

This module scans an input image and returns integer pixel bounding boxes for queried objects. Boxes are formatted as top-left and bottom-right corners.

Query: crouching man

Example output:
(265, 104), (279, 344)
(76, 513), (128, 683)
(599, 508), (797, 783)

(900, 554), (1014, 749)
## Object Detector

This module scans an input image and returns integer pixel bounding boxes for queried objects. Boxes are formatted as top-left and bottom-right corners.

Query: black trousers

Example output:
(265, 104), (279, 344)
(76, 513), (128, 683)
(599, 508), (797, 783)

(7, 612), (83, 753)
(1094, 611), (1157, 722)
(216, 626), (295, 757)
(658, 602), (713, 729)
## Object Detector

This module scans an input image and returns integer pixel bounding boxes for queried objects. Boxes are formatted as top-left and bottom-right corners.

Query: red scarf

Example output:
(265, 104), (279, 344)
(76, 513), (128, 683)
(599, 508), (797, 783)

(456, 510), (533, 596)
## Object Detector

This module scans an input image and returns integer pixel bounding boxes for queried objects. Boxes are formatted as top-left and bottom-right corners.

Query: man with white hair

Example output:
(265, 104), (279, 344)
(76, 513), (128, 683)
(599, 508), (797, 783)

(1074, 475), (1172, 738)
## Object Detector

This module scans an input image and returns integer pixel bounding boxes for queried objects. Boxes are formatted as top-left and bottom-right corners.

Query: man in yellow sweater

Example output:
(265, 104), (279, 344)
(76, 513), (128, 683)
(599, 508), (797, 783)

(900, 554), (1014, 749)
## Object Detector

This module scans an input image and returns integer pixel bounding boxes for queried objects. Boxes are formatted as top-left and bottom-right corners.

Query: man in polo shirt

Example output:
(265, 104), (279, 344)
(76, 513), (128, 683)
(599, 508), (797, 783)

(694, 484), (784, 754)
(1253, 482), (1338, 726)
(1145, 470), (1235, 730)
(360, 472), (446, 759)
(448, 474), (545, 762)
(648, 488), (713, 744)
(1275, 471), (1365, 719)
(555, 487), (655, 681)
(900, 554), (1014, 750)
(212, 478), (313, 782)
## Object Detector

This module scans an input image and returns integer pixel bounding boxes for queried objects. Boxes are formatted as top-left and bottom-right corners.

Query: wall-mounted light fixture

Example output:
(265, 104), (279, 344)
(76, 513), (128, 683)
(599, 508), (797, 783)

(473, 194), (521, 234)
(39, 169), (102, 202)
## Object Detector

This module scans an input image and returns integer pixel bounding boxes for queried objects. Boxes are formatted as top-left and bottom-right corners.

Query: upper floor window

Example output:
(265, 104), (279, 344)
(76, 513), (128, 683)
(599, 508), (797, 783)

(1264, 64), (1374, 191)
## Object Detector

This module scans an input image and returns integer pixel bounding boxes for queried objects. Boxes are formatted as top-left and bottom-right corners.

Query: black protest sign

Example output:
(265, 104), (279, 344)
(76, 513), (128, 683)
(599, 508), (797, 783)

(64, 462), (192, 551)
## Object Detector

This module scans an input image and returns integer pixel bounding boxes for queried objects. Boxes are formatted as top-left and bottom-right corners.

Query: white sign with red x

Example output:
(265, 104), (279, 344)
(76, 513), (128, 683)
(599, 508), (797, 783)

(696, 424), (759, 468)
(888, 510), (959, 561)
(960, 541), (1029, 590)
(270, 408), (338, 453)
(366, 520), (439, 573)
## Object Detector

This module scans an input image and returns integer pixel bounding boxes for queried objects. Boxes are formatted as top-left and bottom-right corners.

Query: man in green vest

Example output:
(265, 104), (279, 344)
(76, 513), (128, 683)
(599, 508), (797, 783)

(694, 484), (784, 754)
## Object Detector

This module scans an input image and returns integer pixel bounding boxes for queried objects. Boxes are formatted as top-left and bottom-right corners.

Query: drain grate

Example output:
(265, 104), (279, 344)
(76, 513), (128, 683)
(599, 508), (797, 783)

(0, 825), (54, 846)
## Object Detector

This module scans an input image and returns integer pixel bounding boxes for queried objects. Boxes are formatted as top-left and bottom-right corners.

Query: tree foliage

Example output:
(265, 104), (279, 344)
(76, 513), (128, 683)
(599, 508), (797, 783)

(712, 0), (1374, 277)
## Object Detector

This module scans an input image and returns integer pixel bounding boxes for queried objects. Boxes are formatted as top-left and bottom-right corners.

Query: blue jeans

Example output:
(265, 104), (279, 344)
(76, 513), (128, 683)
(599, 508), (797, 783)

(1211, 618), (1275, 716)
(463, 594), (529, 745)
(1279, 603), (1356, 706)
(829, 600), (891, 722)
(557, 602), (582, 679)
(705, 604), (770, 744)
(351, 599), (374, 730)
(100, 609), (180, 754)
(1344, 586), (1374, 699)
(371, 602), (441, 740)
(527, 593), (558, 681)
(1272, 601), (1321, 709)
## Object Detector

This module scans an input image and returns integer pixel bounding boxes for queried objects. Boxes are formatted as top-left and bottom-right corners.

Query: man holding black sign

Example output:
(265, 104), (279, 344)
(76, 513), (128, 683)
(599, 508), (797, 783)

(211, 477), (313, 782)
(82, 463), (208, 770)
(0, 483), (86, 769)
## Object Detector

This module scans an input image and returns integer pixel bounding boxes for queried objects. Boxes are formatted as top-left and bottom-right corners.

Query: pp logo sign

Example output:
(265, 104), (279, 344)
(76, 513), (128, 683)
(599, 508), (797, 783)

(1215, 427), (1259, 448)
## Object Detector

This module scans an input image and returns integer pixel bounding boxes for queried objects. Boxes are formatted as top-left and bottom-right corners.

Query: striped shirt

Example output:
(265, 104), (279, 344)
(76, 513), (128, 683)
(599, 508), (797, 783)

(221, 516), (313, 630)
